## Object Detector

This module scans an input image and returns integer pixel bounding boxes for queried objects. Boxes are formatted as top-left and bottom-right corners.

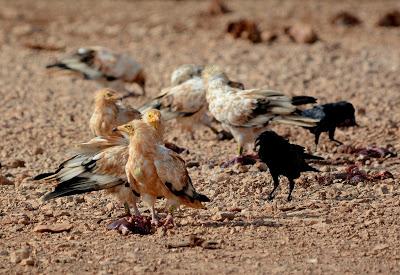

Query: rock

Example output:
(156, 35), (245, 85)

(373, 244), (389, 252)
(331, 12), (362, 26)
(285, 23), (318, 44)
(0, 250), (9, 256)
(212, 211), (236, 221)
(226, 19), (262, 43)
(10, 247), (31, 264)
(0, 175), (14, 185)
(377, 11), (400, 27)
(105, 202), (114, 212)
(11, 24), (37, 36)
(20, 258), (34, 266)
(232, 163), (249, 173)
(207, 0), (231, 15)
(262, 31), (278, 43)
(186, 161), (200, 168)
(306, 258), (318, 264)
(255, 162), (268, 172)
(33, 147), (44, 155)
(156, 227), (167, 237)
(17, 215), (30, 225)
(8, 159), (25, 168)
(33, 223), (73, 233)
(74, 196), (85, 204)
(378, 185), (390, 195)
(320, 166), (330, 172)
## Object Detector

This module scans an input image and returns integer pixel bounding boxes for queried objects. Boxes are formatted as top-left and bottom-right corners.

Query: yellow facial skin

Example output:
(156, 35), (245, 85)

(116, 123), (135, 135)
(143, 110), (162, 130)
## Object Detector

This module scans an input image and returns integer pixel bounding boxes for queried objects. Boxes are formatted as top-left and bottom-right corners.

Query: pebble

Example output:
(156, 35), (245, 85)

(186, 161), (200, 168)
(33, 223), (73, 233)
(8, 159), (25, 168)
(10, 247), (31, 264)
(18, 215), (30, 225)
(331, 12), (361, 27)
(211, 211), (236, 221)
(285, 23), (318, 44)
(74, 196), (85, 204)
(232, 163), (249, 174)
(377, 185), (390, 195)
(255, 162), (268, 172)
(377, 11), (400, 27)
(33, 147), (44, 155)
(20, 257), (35, 266)
(320, 166), (330, 172)
(0, 175), (14, 185)
(105, 202), (114, 212)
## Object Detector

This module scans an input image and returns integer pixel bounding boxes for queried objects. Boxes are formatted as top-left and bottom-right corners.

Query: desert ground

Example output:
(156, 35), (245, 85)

(0, 0), (399, 274)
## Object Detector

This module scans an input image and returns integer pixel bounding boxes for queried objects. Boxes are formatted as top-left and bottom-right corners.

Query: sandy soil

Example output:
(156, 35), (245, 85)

(0, 0), (399, 274)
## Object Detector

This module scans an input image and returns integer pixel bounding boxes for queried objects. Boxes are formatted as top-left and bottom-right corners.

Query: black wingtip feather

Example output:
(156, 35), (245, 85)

(291, 96), (317, 106)
(33, 172), (55, 181)
(46, 63), (68, 69)
(195, 193), (211, 202)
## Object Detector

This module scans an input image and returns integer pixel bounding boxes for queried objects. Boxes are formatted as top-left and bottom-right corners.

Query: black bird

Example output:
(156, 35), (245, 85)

(255, 131), (323, 201)
(302, 101), (357, 146)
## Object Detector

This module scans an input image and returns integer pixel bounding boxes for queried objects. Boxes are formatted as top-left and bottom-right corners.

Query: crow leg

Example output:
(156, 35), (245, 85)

(314, 131), (321, 147)
(287, 179), (295, 201)
(268, 175), (280, 201)
(328, 128), (343, 145)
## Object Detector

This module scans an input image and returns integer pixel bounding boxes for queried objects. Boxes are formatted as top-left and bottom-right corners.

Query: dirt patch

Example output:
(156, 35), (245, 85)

(0, 0), (399, 274)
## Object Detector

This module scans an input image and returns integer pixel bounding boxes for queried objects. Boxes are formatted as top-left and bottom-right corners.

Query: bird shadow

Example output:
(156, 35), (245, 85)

(195, 217), (283, 229)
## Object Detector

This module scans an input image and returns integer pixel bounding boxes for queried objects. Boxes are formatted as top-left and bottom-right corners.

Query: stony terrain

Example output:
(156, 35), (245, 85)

(0, 0), (399, 273)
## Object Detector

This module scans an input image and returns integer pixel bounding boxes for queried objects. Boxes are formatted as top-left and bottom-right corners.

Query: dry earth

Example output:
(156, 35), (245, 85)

(0, 0), (399, 274)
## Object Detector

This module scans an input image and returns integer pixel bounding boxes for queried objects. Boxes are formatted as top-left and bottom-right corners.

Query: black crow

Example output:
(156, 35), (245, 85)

(255, 131), (323, 201)
(302, 101), (357, 146)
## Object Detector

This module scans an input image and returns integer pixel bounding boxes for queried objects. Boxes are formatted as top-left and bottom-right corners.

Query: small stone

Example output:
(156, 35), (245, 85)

(331, 12), (361, 27)
(306, 258), (318, 264)
(33, 147), (44, 155)
(262, 31), (278, 43)
(10, 247), (31, 264)
(156, 227), (167, 237)
(18, 215), (30, 225)
(74, 196), (85, 204)
(226, 19), (262, 43)
(377, 11), (400, 27)
(0, 250), (9, 256)
(378, 185), (390, 195)
(320, 166), (330, 172)
(233, 163), (248, 173)
(11, 24), (36, 36)
(285, 23), (318, 44)
(186, 161), (200, 168)
(207, 0), (231, 15)
(20, 258), (34, 266)
(0, 175), (13, 185)
(255, 162), (268, 172)
(211, 211), (236, 221)
(33, 223), (73, 233)
(373, 244), (389, 252)
(105, 202), (114, 212)
(8, 159), (25, 168)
